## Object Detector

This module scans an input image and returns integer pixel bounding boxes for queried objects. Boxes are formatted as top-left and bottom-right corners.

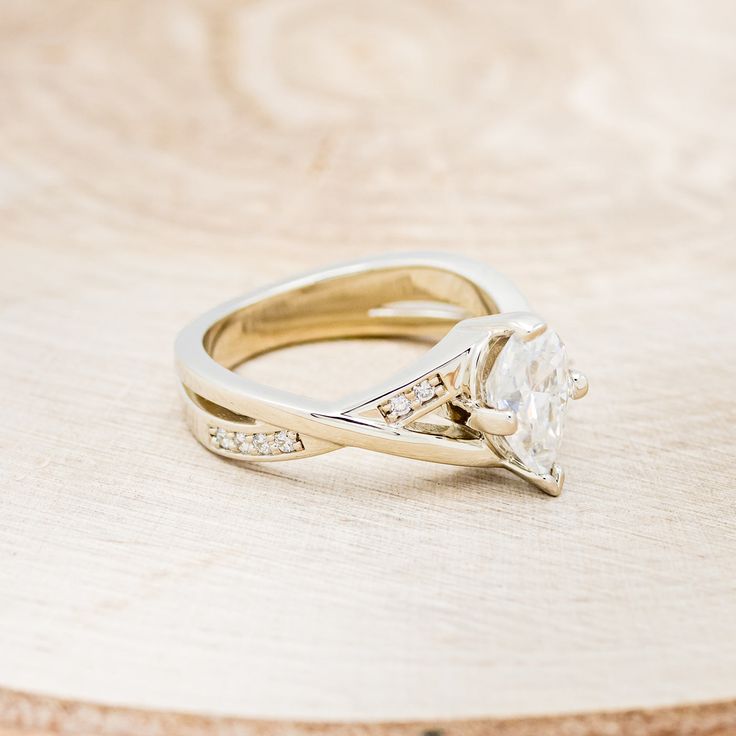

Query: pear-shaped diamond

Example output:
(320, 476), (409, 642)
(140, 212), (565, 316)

(484, 329), (570, 475)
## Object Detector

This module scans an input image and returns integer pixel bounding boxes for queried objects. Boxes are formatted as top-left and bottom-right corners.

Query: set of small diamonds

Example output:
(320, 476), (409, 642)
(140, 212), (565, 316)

(209, 426), (303, 456)
(379, 374), (446, 423)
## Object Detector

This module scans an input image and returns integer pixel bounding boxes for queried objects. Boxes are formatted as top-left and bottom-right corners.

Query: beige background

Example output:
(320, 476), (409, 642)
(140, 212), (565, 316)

(1, 0), (735, 732)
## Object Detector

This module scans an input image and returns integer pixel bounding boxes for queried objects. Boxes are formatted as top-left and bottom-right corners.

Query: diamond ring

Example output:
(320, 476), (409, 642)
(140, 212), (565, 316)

(175, 253), (588, 495)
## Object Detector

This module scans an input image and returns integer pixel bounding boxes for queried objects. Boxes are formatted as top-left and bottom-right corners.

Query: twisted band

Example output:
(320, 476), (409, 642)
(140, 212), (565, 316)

(175, 253), (588, 495)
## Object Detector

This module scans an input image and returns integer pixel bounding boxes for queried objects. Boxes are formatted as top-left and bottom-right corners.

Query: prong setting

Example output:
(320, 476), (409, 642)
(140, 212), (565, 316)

(209, 426), (304, 456)
(517, 317), (548, 342)
(472, 312), (547, 342)
(467, 406), (518, 436)
(469, 320), (577, 492)
(501, 459), (565, 496)
(464, 312), (547, 402)
(570, 370), (589, 400)
(379, 373), (448, 424)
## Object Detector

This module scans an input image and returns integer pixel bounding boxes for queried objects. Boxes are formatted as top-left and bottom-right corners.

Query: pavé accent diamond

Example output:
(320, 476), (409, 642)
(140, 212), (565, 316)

(380, 374), (446, 423)
(413, 379), (436, 403)
(252, 433), (271, 454)
(275, 430), (296, 453)
(209, 427), (303, 456)
(388, 395), (412, 417)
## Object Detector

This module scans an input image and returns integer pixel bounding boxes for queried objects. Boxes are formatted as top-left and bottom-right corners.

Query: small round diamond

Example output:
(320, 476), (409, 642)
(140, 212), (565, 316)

(388, 394), (412, 417)
(252, 433), (271, 455)
(220, 435), (236, 451)
(235, 432), (248, 444)
(413, 380), (435, 403)
(275, 431), (296, 453)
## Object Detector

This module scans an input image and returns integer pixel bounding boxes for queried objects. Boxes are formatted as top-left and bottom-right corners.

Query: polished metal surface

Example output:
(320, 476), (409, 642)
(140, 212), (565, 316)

(175, 253), (587, 494)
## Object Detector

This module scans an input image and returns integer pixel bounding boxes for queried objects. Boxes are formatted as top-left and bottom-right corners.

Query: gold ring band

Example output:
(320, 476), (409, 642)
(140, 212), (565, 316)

(174, 253), (588, 495)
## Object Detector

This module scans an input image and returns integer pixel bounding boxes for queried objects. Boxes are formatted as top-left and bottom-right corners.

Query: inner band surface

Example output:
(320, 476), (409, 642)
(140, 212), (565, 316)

(204, 265), (499, 369)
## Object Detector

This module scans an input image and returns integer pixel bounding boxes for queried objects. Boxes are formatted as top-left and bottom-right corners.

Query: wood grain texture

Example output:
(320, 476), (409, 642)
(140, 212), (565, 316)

(2, 689), (736, 736)
(1, 0), (735, 732)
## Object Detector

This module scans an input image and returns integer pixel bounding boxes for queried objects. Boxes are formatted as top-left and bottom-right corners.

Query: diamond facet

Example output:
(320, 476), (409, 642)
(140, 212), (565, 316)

(483, 329), (570, 475)
(388, 394), (412, 417)
(252, 433), (271, 455)
(275, 430), (295, 453)
(220, 435), (236, 451)
(413, 379), (436, 404)
(208, 426), (302, 455)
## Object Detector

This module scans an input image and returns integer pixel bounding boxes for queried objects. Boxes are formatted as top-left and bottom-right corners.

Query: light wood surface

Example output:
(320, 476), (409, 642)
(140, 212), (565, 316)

(1, 0), (735, 733)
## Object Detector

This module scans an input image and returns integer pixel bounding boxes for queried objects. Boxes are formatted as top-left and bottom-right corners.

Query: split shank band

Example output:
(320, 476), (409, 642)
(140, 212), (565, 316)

(175, 253), (588, 495)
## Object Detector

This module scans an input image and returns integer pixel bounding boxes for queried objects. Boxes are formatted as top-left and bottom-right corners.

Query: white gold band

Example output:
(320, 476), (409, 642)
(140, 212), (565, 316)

(174, 253), (587, 495)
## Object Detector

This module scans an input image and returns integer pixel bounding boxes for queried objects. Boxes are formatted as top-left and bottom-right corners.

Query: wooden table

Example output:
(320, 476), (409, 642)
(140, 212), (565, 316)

(1, 1), (735, 734)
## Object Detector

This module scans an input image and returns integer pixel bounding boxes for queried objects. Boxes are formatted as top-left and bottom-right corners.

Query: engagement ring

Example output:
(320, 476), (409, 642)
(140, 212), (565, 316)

(175, 253), (588, 495)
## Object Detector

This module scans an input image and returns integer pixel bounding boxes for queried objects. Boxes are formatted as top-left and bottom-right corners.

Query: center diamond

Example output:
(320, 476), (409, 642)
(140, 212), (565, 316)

(483, 329), (570, 475)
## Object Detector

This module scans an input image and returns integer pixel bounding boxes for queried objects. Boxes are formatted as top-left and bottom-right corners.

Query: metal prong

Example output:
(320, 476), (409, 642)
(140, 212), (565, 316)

(460, 312), (546, 343)
(518, 320), (547, 342)
(500, 312), (547, 342)
(502, 460), (565, 496)
(467, 407), (517, 436)
(570, 370), (588, 400)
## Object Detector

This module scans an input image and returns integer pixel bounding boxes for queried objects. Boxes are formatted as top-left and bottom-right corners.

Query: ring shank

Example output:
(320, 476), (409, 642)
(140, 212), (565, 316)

(204, 265), (503, 369)
(175, 253), (532, 464)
